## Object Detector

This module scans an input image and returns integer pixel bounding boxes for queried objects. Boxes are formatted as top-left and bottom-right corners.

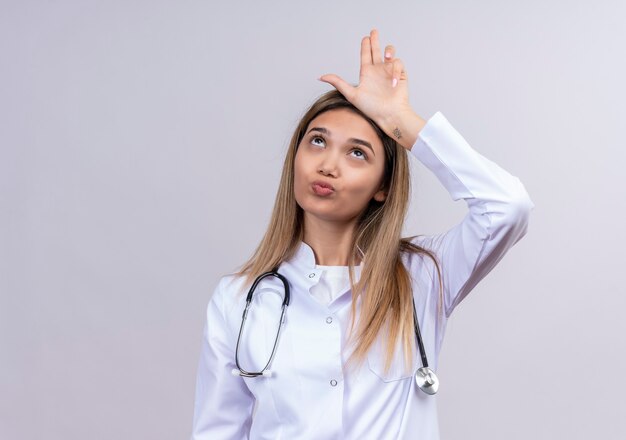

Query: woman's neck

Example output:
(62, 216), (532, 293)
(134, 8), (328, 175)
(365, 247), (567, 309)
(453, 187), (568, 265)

(302, 215), (360, 266)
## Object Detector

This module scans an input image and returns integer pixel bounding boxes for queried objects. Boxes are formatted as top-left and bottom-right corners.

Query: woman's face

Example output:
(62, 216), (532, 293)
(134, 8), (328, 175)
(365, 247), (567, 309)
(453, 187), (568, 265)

(294, 108), (387, 224)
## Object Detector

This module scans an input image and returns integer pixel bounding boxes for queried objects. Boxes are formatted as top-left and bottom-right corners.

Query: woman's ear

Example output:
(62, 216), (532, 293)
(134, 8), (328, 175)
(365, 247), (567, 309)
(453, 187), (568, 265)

(373, 188), (387, 202)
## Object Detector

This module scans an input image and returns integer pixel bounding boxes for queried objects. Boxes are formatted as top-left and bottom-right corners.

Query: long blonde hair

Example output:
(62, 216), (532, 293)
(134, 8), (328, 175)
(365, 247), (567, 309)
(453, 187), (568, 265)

(234, 90), (443, 373)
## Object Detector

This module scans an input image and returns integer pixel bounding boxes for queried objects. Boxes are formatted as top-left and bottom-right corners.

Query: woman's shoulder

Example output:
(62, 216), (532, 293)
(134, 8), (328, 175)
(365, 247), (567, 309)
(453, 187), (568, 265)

(208, 272), (250, 312)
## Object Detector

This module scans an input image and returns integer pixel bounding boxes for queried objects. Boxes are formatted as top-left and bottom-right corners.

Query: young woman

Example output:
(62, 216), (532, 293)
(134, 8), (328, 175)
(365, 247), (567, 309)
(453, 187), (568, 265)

(191, 29), (534, 439)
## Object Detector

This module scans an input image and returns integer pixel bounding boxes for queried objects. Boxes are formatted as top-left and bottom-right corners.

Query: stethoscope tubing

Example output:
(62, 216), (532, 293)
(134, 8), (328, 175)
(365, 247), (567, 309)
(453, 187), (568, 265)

(234, 268), (289, 378)
(233, 268), (439, 394)
(412, 297), (429, 368)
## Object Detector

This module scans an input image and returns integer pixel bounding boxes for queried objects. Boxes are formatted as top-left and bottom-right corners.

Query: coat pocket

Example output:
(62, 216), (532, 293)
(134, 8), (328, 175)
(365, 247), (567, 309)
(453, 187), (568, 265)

(366, 333), (415, 382)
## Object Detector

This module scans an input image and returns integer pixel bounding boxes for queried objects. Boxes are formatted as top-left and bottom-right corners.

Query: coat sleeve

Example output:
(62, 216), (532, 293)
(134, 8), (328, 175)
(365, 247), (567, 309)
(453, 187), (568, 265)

(190, 277), (255, 440)
(408, 111), (535, 318)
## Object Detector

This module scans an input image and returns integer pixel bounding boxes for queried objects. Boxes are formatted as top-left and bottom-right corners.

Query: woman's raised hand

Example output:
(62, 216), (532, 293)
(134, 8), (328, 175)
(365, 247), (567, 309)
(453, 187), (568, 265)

(318, 29), (425, 150)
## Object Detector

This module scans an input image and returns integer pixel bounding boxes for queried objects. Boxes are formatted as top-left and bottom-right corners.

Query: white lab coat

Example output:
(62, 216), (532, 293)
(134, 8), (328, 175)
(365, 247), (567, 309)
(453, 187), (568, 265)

(191, 111), (535, 439)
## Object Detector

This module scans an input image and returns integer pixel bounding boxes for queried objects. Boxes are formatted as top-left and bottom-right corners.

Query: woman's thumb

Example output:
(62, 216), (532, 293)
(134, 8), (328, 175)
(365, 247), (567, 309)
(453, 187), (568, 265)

(318, 74), (355, 101)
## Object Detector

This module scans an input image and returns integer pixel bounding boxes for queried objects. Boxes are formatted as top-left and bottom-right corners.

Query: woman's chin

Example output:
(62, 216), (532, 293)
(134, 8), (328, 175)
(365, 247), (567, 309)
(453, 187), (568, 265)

(301, 208), (358, 225)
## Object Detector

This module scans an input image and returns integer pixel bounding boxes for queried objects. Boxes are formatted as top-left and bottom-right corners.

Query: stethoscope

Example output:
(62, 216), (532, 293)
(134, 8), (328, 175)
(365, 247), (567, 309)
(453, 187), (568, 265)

(231, 268), (439, 395)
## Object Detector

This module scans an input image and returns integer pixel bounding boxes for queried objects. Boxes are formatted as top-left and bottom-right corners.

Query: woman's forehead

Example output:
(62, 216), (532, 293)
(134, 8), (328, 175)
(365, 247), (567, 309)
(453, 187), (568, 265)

(306, 108), (382, 146)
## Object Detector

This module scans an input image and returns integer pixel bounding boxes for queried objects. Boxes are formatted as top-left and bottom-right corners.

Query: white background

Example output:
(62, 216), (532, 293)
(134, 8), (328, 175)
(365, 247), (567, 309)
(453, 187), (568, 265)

(2, 0), (625, 438)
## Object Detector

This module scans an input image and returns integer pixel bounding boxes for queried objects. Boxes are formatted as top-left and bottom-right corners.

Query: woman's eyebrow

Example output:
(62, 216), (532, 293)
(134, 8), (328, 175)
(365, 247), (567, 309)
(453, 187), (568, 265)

(307, 127), (375, 156)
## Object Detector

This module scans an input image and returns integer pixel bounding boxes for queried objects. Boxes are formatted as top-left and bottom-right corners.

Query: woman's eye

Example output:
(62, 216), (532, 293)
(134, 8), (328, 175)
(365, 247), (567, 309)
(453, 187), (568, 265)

(350, 149), (367, 160)
(311, 136), (325, 147)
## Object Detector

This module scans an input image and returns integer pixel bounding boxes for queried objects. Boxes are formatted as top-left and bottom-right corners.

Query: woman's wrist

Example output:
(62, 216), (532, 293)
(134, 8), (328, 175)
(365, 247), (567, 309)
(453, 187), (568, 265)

(380, 108), (427, 151)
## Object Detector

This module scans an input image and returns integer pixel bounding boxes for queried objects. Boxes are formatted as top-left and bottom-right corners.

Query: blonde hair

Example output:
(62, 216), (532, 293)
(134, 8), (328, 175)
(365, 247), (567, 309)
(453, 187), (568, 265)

(234, 90), (443, 373)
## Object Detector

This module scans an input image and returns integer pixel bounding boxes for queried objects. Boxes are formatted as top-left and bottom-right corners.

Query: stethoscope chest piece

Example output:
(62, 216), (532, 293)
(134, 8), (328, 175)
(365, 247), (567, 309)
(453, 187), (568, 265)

(415, 367), (439, 395)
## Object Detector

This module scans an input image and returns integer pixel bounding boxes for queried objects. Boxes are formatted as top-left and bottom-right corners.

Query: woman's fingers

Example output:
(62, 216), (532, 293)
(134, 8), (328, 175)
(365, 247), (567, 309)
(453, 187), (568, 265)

(331, 29), (404, 91)
(384, 45), (395, 63)
(360, 36), (372, 66)
(363, 30), (395, 66)
(391, 58), (406, 88)
(318, 73), (356, 101)
(369, 29), (383, 64)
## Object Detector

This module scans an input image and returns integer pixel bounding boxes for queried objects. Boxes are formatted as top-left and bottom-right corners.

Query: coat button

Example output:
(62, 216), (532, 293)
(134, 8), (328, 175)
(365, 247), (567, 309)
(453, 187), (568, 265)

(330, 379), (338, 387)
(308, 273), (316, 278)
(326, 317), (333, 324)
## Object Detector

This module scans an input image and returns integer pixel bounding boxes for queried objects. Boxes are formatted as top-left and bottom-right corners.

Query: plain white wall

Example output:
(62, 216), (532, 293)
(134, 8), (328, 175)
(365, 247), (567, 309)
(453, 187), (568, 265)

(1, 0), (625, 438)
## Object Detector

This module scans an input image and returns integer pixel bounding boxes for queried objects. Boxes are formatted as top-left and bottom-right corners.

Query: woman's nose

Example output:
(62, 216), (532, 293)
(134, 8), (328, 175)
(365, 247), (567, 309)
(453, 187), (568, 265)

(317, 153), (339, 176)
(318, 166), (335, 176)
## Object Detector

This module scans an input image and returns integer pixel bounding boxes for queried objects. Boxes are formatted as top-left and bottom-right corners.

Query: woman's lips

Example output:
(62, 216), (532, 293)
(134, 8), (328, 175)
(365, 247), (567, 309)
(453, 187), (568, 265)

(311, 181), (335, 196)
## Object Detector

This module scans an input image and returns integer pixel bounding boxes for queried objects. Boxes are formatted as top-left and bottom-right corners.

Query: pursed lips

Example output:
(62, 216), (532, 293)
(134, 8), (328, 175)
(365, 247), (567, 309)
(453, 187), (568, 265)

(311, 180), (335, 196)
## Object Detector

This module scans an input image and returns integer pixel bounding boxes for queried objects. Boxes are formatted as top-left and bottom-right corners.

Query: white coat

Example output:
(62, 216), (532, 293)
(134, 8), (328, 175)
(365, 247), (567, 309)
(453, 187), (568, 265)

(191, 111), (535, 439)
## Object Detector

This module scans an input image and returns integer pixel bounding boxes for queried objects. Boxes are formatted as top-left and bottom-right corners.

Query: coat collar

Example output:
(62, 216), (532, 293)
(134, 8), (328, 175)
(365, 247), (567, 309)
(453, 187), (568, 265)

(288, 240), (363, 270)
(281, 240), (362, 283)
(291, 240), (318, 269)
(278, 241), (323, 287)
